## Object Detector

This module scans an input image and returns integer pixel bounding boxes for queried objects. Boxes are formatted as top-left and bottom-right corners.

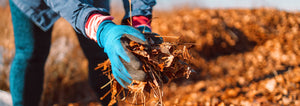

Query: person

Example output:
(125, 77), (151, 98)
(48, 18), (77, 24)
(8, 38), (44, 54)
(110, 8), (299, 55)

(8, 0), (156, 105)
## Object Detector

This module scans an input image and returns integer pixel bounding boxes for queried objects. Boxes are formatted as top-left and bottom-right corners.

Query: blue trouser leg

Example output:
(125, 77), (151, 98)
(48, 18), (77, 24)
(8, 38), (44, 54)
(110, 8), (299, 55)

(10, 0), (112, 105)
(9, 0), (52, 106)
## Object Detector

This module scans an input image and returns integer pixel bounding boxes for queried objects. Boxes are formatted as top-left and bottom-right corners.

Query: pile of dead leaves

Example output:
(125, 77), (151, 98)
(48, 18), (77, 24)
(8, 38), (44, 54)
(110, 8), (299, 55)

(152, 8), (300, 105)
(95, 33), (193, 105)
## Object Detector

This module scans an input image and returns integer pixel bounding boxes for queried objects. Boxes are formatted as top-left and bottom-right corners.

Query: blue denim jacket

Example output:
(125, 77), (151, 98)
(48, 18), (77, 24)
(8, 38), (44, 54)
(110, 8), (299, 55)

(11, 0), (156, 36)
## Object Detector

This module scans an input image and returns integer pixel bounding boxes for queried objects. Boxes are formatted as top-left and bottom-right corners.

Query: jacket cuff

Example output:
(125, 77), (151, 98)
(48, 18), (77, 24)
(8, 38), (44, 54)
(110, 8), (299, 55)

(85, 13), (114, 42)
(75, 7), (109, 37)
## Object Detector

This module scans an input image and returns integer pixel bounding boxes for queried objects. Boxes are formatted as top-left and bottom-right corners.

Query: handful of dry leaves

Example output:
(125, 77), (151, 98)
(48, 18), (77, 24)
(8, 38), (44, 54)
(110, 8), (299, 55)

(95, 33), (193, 105)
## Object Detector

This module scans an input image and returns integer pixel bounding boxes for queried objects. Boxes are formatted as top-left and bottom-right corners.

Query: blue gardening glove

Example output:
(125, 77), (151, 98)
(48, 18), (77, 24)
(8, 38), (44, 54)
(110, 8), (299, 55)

(96, 20), (147, 88)
(136, 26), (164, 45)
(136, 25), (152, 33)
(134, 23), (164, 45)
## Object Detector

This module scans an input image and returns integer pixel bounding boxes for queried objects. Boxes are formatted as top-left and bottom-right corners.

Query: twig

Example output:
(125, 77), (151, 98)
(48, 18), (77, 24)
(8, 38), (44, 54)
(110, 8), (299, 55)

(100, 89), (112, 100)
(101, 78), (115, 89)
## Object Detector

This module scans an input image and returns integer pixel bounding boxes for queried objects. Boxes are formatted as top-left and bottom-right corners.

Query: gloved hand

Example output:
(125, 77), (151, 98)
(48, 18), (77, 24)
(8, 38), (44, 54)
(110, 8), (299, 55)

(137, 26), (164, 45)
(96, 20), (147, 88)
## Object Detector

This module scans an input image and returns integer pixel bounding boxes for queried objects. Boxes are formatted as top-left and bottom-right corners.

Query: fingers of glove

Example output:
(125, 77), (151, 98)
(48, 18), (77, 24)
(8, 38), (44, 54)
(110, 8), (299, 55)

(120, 58), (146, 81)
(112, 67), (131, 88)
(118, 36), (146, 81)
(110, 54), (132, 79)
(120, 26), (147, 43)
(118, 41), (144, 70)
(143, 32), (164, 44)
(125, 26), (146, 41)
(122, 34), (148, 45)
(115, 41), (130, 62)
(111, 65), (132, 84)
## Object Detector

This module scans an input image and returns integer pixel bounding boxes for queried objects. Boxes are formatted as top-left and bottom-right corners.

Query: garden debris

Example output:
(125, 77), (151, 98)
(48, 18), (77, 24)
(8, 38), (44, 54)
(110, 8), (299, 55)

(95, 34), (193, 105)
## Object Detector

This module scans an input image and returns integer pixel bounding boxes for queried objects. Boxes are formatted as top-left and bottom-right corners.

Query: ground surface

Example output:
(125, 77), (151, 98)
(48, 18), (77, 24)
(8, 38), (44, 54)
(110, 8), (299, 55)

(153, 9), (300, 106)
(0, 4), (300, 106)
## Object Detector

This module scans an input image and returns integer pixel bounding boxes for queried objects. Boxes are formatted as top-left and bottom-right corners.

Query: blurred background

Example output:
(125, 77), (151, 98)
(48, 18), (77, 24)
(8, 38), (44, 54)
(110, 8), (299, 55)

(1, 0), (300, 105)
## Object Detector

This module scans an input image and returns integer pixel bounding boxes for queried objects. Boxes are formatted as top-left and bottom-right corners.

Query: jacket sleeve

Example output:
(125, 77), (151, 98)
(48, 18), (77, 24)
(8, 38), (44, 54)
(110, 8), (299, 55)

(43, 0), (109, 36)
(122, 0), (156, 19)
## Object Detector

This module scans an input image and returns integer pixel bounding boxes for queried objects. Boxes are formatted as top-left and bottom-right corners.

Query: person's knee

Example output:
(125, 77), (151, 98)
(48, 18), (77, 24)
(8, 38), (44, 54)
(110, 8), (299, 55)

(14, 44), (50, 63)
(14, 45), (34, 61)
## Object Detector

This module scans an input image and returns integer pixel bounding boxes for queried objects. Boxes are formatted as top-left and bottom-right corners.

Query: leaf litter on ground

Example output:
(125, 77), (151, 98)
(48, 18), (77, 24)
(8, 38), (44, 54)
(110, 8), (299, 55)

(95, 34), (193, 105)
